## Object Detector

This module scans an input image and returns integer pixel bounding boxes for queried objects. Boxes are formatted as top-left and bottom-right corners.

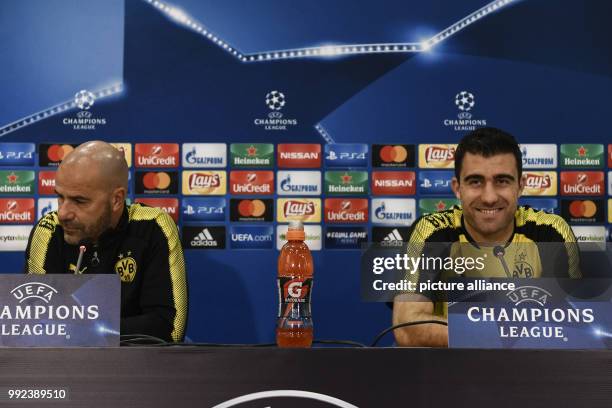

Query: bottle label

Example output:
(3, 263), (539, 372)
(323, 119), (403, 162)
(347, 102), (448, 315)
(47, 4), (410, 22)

(277, 277), (312, 317)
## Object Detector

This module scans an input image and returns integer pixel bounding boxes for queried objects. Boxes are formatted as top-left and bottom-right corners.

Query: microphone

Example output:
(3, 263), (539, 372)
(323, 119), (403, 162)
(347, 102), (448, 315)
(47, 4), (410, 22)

(493, 245), (505, 258)
(73, 239), (92, 274)
(493, 245), (511, 278)
(75, 245), (86, 275)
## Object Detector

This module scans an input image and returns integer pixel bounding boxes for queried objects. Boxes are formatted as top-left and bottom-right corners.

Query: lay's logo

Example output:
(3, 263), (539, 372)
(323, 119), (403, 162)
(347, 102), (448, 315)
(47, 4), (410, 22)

(522, 172), (557, 196)
(182, 171), (226, 195)
(277, 198), (321, 223)
(418, 144), (456, 168)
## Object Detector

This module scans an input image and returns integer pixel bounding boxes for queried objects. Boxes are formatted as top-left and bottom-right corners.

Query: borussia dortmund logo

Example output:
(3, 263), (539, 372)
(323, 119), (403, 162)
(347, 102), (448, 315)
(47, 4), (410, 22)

(115, 252), (137, 283)
(513, 250), (533, 278)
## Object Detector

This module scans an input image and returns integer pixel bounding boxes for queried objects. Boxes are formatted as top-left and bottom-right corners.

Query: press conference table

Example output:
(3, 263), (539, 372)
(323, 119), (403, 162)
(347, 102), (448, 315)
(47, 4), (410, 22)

(1, 347), (611, 407)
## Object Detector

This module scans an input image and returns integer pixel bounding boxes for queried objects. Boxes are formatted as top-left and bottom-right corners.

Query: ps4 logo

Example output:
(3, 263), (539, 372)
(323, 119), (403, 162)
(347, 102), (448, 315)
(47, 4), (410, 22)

(0, 152), (33, 160)
(324, 144), (368, 167)
(420, 178), (451, 188)
(184, 205), (224, 215)
(418, 171), (454, 195)
(326, 151), (366, 161)
(182, 198), (226, 221)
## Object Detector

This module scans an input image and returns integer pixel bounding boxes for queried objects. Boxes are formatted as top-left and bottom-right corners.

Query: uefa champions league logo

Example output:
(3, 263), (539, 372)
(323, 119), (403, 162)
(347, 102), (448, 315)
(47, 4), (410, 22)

(254, 90), (298, 130)
(443, 90), (486, 131)
(265, 90), (285, 111)
(62, 89), (107, 130)
(74, 90), (96, 110)
(455, 91), (475, 117)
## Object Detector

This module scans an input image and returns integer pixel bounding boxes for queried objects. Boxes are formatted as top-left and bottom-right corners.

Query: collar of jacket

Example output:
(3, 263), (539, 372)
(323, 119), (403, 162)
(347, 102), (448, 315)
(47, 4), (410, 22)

(93, 204), (129, 248)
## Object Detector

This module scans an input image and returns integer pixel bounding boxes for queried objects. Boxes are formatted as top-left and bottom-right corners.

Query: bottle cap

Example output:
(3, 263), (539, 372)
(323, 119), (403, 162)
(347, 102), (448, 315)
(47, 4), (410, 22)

(286, 221), (305, 241)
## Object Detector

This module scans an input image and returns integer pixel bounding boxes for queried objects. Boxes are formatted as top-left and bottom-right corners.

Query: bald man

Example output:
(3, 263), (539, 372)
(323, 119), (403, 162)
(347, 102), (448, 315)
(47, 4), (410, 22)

(24, 141), (188, 342)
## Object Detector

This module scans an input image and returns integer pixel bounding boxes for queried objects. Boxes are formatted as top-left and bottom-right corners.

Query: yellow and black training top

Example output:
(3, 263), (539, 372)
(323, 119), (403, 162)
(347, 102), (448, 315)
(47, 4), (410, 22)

(404, 206), (581, 315)
(24, 203), (188, 342)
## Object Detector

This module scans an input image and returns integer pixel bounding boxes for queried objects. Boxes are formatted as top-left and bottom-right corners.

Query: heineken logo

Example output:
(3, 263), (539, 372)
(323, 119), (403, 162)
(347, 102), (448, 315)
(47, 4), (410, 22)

(324, 171), (368, 195)
(0, 170), (34, 194)
(560, 144), (603, 168)
(419, 198), (459, 215)
(230, 143), (274, 167)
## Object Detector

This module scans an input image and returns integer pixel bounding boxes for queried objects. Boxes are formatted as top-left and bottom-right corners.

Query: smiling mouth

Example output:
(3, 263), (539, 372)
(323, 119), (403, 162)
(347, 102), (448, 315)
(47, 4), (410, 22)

(477, 208), (504, 215)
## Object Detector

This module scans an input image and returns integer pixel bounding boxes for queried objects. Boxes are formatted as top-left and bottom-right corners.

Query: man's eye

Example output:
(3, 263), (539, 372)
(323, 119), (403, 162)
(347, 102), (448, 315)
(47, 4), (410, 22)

(497, 179), (511, 185)
(468, 180), (481, 186)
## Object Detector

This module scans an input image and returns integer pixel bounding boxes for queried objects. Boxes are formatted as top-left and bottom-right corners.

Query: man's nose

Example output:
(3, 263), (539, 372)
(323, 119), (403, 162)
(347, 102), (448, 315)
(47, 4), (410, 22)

(480, 181), (498, 204)
(58, 201), (74, 222)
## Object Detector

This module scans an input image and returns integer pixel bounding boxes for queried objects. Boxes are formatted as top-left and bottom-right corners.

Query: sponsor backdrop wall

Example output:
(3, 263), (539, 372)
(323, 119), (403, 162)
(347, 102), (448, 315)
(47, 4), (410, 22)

(1, 0), (611, 345)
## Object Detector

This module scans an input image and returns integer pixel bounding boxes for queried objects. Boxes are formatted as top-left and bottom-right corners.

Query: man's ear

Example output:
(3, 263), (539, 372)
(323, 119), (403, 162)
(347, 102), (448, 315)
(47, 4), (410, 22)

(451, 177), (461, 200)
(111, 187), (126, 211)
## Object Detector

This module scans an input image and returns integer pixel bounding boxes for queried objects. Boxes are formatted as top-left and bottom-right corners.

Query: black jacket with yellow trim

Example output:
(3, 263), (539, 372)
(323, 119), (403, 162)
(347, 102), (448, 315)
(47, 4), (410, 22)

(24, 203), (188, 342)
(402, 206), (581, 316)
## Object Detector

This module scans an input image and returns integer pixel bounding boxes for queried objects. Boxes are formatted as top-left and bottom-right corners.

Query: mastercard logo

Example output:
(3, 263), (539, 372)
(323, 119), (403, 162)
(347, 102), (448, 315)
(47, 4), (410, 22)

(379, 145), (408, 163)
(238, 199), (266, 217)
(143, 172), (172, 190)
(47, 144), (74, 162)
(569, 200), (597, 218)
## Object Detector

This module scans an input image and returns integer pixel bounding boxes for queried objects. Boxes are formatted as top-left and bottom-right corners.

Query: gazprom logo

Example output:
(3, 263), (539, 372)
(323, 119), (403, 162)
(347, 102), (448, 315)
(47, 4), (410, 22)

(520, 144), (557, 169)
(371, 198), (415, 226)
(182, 143), (227, 168)
(10, 282), (58, 303)
(277, 171), (321, 196)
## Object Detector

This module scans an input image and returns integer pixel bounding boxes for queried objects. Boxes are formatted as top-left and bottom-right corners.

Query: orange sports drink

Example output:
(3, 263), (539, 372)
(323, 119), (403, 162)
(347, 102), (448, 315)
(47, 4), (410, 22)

(276, 220), (313, 348)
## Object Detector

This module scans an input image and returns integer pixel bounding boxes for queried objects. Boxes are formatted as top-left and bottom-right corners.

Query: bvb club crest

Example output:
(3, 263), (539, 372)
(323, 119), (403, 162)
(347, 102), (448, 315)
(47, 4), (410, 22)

(115, 252), (137, 283)
(513, 250), (533, 278)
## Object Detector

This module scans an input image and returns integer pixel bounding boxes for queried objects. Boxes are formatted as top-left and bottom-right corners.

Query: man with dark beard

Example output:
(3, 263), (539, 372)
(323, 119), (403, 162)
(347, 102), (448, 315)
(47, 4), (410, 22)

(24, 141), (187, 342)
(393, 128), (580, 347)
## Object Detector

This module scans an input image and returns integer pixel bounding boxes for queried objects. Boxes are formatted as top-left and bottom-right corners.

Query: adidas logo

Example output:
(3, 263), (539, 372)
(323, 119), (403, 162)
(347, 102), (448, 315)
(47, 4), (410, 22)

(190, 228), (218, 247)
(382, 229), (404, 246)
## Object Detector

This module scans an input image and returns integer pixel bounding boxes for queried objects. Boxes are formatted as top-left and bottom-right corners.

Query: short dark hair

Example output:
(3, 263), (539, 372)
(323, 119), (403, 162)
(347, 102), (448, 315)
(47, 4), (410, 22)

(454, 127), (522, 181)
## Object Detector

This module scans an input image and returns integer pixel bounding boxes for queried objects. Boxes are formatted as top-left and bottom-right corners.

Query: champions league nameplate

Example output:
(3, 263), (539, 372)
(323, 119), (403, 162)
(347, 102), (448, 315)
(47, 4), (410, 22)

(448, 278), (612, 349)
(0, 274), (120, 347)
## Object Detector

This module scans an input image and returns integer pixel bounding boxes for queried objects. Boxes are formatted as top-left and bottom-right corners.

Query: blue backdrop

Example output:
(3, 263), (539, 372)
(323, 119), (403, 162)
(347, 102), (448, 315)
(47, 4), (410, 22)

(1, 0), (611, 345)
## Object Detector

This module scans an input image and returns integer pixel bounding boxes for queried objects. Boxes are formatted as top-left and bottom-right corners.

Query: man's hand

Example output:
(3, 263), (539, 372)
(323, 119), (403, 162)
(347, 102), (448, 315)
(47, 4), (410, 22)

(392, 293), (448, 347)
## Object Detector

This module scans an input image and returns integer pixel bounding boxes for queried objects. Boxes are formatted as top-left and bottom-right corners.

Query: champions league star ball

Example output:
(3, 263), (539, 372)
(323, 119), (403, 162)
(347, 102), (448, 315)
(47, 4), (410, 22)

(265, 90), (286, 111)
(74, 90), (96, 110)
(455, 91), (475, 112)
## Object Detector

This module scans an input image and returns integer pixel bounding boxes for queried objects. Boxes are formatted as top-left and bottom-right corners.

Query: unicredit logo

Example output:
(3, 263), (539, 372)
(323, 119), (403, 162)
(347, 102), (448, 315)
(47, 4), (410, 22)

(135, 143), (178, 168)
(0, 199), (34, 223)
(325, 199), (368, 223)
(561, 171), (604, 195)
(230, 171), (274, 194)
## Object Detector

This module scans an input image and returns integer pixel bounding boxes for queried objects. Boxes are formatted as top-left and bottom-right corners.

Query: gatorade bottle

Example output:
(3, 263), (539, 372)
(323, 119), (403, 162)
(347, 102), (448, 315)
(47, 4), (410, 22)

(276, 220), (313, 348)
